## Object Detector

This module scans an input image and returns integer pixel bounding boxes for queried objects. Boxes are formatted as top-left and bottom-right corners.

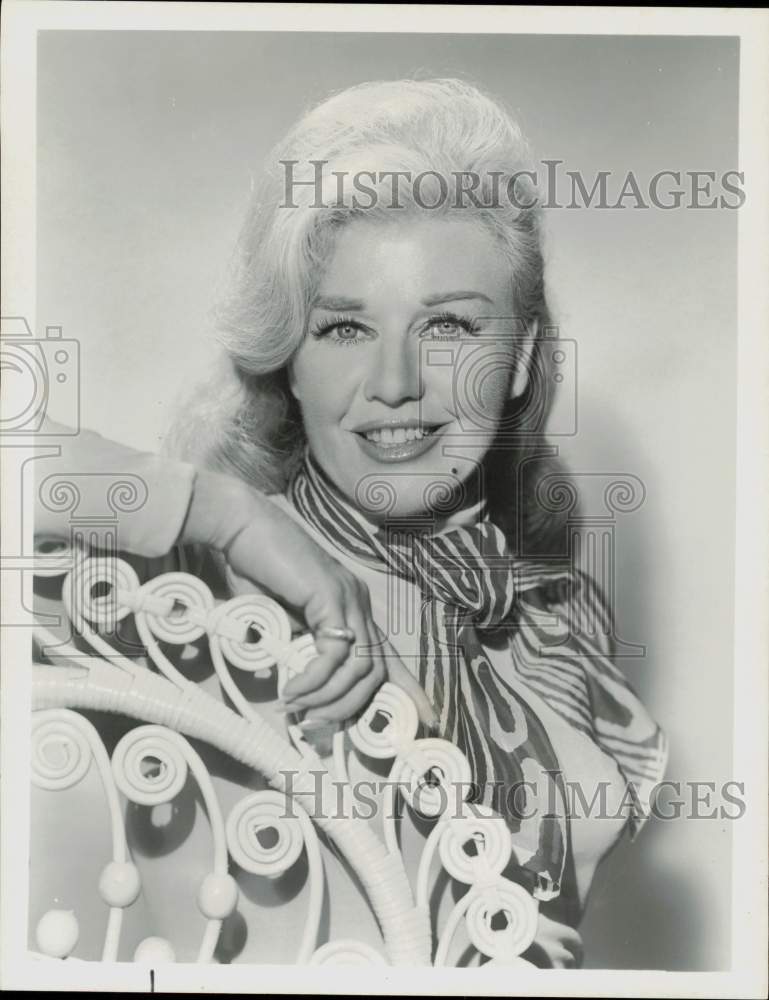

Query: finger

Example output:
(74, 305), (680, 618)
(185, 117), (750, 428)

(525, 940), (575, 969)
(298, 664), (383, 723)
(381, 641), (438, 731)
(284, 582), (356, 697)
(284, 652), (370, 711)
(283, 601), (374, 707)
(560, 933), (583, 968)
(281, 594), (353, 699)
(281, 649), (339, 700)
(534, 916), (584, 968)
(548, 947), (578, 969)
(371, 625), (436, 728)
(537, 913), (583, 948)
(292, 615), (383, 722)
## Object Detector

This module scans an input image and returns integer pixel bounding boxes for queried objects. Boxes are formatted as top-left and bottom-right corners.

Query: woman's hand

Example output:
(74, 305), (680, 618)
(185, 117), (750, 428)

(183, 469), (436, 728)
(523, 913), (584, 969)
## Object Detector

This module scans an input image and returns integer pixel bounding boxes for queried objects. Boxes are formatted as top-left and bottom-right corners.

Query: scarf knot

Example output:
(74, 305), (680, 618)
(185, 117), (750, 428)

(375, 522), (515, 629)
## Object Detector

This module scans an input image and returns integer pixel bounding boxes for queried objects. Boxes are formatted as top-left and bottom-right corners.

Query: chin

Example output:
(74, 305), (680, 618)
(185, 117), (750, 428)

(351, 467), (474, 523)
(313, 437), (486, 522)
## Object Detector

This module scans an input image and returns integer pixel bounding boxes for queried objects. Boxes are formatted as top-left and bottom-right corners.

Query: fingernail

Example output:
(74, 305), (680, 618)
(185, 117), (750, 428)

(297, 717), (326, 730)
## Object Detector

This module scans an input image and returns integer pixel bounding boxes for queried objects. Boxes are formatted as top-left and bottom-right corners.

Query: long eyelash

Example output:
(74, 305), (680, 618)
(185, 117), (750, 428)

(428, 311), (481, 335)
(308, 313), (361, 339)
(308, 310), (481, 340)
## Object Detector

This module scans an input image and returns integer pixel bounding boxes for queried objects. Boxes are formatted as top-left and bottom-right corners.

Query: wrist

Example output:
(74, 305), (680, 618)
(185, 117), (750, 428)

(180, 468), (262, 550)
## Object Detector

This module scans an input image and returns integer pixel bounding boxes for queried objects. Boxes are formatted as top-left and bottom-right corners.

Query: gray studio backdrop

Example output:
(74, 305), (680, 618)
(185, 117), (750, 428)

(36, 30), (738, 970)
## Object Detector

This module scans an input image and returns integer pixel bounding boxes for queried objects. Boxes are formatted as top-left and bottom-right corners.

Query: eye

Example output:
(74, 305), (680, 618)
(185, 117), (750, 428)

(335, 323), (363, 342)
(308, 314), (374, 346)
(422, 312), (480, 339)
(429, 319), (463, 338)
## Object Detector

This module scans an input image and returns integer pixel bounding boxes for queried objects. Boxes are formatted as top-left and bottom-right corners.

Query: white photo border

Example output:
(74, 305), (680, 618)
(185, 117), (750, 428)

(1, 3), (767, 996)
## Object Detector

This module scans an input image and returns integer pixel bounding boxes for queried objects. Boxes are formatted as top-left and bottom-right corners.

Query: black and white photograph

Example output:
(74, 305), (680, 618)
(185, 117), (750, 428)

(1, 3), (767, 995)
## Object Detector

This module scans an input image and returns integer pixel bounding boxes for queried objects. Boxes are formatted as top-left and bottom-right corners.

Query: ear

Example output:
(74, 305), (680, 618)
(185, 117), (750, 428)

(510, 320), (538, 400)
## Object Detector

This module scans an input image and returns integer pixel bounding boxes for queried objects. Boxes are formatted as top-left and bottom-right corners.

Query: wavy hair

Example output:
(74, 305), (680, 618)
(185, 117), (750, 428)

(166, 78), (577, 556)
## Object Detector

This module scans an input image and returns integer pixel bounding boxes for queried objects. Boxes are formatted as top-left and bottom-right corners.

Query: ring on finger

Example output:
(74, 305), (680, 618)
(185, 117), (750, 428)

(314, 625), (356, 644)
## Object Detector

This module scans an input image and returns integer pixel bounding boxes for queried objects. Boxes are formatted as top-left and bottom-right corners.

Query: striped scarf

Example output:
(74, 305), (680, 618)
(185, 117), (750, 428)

(289, 454), (667, 897)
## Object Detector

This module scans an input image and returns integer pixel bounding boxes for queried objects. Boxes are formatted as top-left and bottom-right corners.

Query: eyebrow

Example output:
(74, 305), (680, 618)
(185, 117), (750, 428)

(312, 290), (494, 311)
(422, 291), (494, 307)
(312, 296), (366, 311)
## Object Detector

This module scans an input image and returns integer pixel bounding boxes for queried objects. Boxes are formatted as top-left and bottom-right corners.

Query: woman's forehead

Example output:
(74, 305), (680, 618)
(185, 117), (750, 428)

(314, 215), (513, 305)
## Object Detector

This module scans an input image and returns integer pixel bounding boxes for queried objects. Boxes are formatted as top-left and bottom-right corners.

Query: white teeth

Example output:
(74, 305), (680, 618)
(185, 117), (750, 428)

(363, 426), (433, 444)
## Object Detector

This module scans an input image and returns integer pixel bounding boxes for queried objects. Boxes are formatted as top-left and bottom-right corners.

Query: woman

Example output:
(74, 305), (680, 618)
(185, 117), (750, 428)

(32, 78), (665, 967)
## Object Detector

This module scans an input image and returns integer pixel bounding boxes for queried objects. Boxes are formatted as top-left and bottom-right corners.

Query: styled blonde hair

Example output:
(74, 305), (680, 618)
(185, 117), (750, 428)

(167, 78), (575, 554)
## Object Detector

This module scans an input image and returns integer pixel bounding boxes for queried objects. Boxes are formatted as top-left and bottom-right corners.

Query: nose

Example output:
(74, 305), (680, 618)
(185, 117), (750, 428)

(363, 333), (423, 407)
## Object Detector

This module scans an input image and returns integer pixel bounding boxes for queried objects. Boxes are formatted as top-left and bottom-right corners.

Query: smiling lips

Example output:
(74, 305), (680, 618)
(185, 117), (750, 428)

(363, 425), (434, 444)
(352, 421), (446, 462)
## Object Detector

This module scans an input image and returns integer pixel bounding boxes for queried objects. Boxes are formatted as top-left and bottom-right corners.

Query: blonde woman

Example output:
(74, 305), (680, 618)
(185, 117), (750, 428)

(33, 78), (666, 966)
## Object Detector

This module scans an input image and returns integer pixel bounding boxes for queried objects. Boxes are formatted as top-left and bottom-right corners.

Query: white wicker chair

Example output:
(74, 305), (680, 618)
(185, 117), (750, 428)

(29, 543), (540, 968)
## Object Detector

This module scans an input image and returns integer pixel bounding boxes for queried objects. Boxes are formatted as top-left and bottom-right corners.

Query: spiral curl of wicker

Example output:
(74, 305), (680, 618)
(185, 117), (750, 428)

(30, 545), (539, 967)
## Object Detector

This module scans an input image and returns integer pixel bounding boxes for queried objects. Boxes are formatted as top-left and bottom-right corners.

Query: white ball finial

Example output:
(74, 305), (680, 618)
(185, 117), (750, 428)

(133, 936), (176, 964)
(98, 861), (141, 908)
(197, 872), (238, 919)
(35, 909), (79, 958)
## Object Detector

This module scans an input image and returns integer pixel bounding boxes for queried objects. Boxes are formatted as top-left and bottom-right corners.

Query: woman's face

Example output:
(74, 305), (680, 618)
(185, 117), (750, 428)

(289, 215), (531, 520)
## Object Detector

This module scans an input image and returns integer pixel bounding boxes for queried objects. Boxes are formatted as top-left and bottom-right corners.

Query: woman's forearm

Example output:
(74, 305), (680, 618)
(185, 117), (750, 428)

(34, 417), (198, 557)
(32, 418), (430, 727)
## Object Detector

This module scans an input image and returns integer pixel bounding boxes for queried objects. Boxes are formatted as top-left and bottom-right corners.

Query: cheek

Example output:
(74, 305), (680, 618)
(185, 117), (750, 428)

(290, 347), (354, 418)
(476, 369), (511, 414)
(449, 347), (513, 429)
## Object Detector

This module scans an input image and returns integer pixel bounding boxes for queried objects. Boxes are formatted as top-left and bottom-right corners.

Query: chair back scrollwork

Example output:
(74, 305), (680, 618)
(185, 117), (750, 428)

(30, 555), (539, 968)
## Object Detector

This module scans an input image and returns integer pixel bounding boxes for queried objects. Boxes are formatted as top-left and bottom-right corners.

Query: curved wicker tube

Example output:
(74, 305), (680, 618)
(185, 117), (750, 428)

(31, 661), (432, 965)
